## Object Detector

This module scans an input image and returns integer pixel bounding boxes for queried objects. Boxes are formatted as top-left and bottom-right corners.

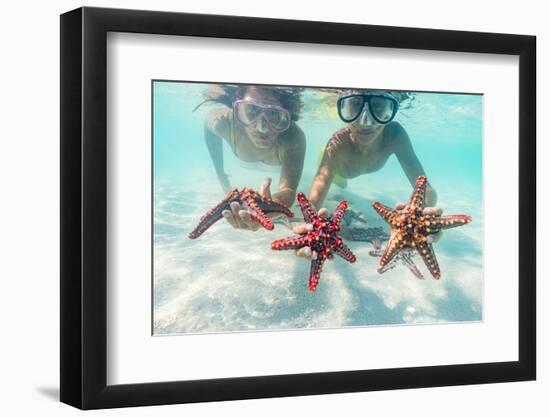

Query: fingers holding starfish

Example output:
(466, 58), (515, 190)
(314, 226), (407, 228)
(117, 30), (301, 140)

(295, 246), (318, 260)
(222, 201), (261, 231)
(292, 207), (329, 261)
(391, 203), (445, 245)
(422, 206), (443, 216)
(221, 178), (276, 231)
(188, 181), (294, 239)
(259, 177), (272, 199)
(372, 175), (472, 280)
(271, 193), (356, 292)
(422, 206), (444, 242)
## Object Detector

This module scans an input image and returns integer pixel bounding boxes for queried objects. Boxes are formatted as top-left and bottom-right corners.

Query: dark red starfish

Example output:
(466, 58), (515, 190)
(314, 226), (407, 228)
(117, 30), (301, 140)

(372, 176), (472, 279)
(271, 192), (356, 291)
(188, 187), (294, 239)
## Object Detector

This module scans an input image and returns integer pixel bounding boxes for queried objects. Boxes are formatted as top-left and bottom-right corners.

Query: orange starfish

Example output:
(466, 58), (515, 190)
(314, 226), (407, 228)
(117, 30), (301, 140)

(372, 176), (472, 279)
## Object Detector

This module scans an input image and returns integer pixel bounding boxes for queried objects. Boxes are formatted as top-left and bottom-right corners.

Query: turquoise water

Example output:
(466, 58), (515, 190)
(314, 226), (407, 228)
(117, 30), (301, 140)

(153, 81), (483, 335)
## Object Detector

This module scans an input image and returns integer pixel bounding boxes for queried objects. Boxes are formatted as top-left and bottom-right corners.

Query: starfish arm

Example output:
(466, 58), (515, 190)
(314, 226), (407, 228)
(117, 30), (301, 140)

(297, 192), (318, 224)
(333, 242), (357, 263)
(369, 176), (471, 280)
(271, 235), (308, 251)
(330, 200), (349, 227)
(416, 240), (441, 279)
(308, 254), (327, 292)
(430, 214), (472, 232)
(378, 233), (402, 269)
(260, 200), (295, 218)
(410, 175), (428, 209)
(188, 189), (239, 239)
(244, 196), (274, 230)
(270, 194), (360, 292)
(372, 202), (396, 223)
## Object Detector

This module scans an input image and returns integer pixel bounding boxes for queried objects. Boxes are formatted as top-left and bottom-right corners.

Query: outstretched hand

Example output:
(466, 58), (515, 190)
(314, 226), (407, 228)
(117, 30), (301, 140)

(221, 177), (273, 231)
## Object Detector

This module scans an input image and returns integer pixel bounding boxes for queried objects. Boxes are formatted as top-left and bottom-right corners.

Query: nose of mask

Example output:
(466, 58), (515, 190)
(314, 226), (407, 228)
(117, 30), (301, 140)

(256, 114), (271, 133)
(358, 109), (375, 126)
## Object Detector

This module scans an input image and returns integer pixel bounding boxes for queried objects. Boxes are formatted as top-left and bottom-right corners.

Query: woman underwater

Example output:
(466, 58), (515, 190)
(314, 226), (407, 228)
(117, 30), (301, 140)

(197, 84), (306, 231)
(295, 89), (442, 259)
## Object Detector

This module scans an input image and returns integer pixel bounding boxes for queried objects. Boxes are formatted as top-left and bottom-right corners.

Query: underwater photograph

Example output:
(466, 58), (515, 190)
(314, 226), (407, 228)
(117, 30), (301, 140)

(152, 81), (483, 335)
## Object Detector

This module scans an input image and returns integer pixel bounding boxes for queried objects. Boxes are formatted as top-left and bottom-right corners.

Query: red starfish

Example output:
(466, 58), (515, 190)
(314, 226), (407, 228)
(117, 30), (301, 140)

(372, 176), (472, 279)
(188, 187), (294, 239)
(271, 192), (357, 292)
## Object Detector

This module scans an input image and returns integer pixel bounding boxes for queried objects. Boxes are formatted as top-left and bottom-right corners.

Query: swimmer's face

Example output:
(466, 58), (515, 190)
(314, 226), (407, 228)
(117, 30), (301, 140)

(351, 109), (385, 136)
(240, 87), (285, 149)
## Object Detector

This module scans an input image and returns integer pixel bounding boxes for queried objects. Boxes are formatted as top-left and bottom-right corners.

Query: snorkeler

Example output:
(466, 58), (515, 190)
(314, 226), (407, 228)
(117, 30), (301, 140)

(294, 89), (441, 260)
(197, 85), (306, 231)
(309, 89), (437, 210)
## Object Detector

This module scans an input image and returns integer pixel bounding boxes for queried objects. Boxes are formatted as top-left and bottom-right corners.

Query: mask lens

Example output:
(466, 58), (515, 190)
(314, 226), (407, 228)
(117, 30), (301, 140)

(369, 96), (396, 123)
(339, 95), (364, 122)
(265, 108), (290, 131)
(235, 102), (262, 126)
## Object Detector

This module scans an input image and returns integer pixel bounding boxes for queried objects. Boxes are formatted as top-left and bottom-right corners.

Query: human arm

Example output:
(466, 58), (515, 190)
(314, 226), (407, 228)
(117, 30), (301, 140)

(273, 125), (306, 207)
(295, 133), (344, 260)
(389, 122), (438, 206)
(308, 150), (338, 211)
(204, 110), (232, 194)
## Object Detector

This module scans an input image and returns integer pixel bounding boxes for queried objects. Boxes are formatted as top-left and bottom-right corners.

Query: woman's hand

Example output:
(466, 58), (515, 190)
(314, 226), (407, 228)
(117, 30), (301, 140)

(292, 207), (330, 261)
(395, 202), (444, 243)
(221, 177), (274, 231)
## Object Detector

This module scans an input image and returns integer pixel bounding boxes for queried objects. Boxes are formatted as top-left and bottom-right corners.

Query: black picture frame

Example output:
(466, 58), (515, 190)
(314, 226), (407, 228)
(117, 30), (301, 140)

(60, 6), (536, 410)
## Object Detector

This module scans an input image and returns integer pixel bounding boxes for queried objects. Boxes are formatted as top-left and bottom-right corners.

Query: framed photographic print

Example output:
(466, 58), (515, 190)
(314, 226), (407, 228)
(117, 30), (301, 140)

(60, 6), (536, 409)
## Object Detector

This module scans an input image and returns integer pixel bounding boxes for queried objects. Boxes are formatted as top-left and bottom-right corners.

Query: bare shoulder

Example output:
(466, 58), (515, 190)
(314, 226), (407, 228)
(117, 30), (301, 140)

(205, 107), (233, 138)
(383, 121), (411, 151)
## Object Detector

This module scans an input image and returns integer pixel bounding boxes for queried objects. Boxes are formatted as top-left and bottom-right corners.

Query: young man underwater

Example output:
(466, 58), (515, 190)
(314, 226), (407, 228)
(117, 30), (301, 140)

(294, 89), (443, 260)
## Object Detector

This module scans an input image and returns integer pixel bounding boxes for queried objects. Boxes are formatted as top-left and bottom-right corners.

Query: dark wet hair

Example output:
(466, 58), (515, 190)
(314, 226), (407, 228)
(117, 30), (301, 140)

(389, 91), (416, 109)
(193, 84), (304, 121)
(390, 91), (415, 105)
